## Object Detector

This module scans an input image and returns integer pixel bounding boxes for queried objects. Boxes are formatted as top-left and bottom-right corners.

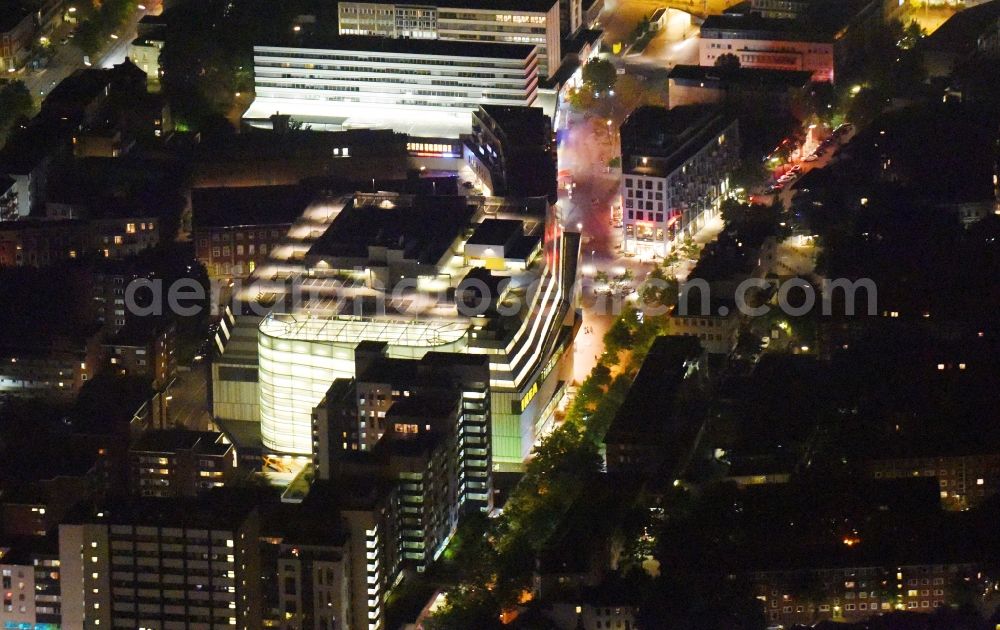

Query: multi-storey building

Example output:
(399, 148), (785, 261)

(619, 106), (739, 257)
(313, 340), (492, 511)
(665, 296), (740, 356)
(58, 493), (262, 630)
(0, 220), (87, 267)
(699, 14), (836, 82)
(0, 216), (159, 268)
(247, 36), (539, 138)
(274, 537), (351, 630)
(866, 452), (1000, 511)
(0, 540), (62, 630)
(604, 336), (702, 476)
(216, 192), (579, 471)
(666, 64), (813, 110)
(104, 317), (177, 388)
(0, 177), (17, 222)
(192, 185), (312, 280)
(755, 562), (985, 626)
(699, 0), (892, 83)
(336, 0), (566, 78)
(464, 104), (557, 199)
(0, 8), (33, 71)
(128, 14), (167, 81)
(129, 430), (238, 498)
(0, 334), (102, 398)
(749, 0), (813, 19)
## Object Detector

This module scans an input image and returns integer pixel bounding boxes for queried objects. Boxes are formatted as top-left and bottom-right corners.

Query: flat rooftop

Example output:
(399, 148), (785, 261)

(339, 0), (559, 12)
(467, 218), (524, 246)
(621, 105), (735, 177)
(261, 314), (469, 349)
(668, 64), (813, 87)
(307, 196), (475, 264)
(256, 34), (537, 60)
(131, 429), (230, 456)
(192, 185), (315, 229)
(479, 105), (550, 145)
(243, 97), (478, 139)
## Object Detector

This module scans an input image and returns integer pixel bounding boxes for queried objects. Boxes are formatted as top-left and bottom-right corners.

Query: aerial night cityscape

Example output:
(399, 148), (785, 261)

(1, 0), (1000, 627)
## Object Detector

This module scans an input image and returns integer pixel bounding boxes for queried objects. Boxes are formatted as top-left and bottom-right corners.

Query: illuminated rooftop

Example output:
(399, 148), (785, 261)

(260, 313), (470, 349)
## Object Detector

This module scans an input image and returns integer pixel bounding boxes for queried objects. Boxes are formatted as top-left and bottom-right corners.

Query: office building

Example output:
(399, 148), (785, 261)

(129, 430), (238, 498)
(58, 493), (262, 630)
(214, 191), (579, 471)
(699, 14), (836, 82)
(336, 0), (566, 78)
(699, 0), (893, 83)
(464, 104), (557, 199)
(619, 106), (739, 257)
(748, 0), (813, 19)
(246, 36), (539, 138)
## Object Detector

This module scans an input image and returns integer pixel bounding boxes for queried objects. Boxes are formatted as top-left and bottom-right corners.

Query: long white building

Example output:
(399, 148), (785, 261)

(246, 36), (539, 138)
(336, 0), (573, 78)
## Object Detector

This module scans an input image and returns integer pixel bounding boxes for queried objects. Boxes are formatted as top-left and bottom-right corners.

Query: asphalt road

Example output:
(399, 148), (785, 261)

(165, 364), (213, 431)
(19, 8), (144, 105)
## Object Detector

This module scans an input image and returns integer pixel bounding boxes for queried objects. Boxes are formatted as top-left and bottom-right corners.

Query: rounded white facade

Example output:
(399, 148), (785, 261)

(258, 314), (469, 453)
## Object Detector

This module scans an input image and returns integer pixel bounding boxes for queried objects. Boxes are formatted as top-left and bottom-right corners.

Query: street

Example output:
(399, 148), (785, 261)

(18, 7), (146, 105)
(165, 364), (214, 432)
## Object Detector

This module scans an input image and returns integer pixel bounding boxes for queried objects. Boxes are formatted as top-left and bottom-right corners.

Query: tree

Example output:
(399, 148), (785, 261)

(566, 86), (596, 111)
(714, 53), (741, 72)
(0, 81), (33, 126)
(582, 58), (617, 94)
(614, 73), (645, 109)
(604, 317), (634, 352)
(846, 85), (887, 128)
(720, 198), (750, 227)
(900, 20), (925, 50)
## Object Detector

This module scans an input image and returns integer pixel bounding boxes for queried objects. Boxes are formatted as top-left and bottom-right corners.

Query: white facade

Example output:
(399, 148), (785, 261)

(621, 119), (739, 257)
(259, 317), (470, 454)
(239, 196), (578, 470)
(248, 37), (540, 138)
(337, 0), (562, 78)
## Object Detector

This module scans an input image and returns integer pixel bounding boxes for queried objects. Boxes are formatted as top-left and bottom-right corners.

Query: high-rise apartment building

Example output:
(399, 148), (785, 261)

(313, 341), (492, 511)
(58, 493), (262, 630)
